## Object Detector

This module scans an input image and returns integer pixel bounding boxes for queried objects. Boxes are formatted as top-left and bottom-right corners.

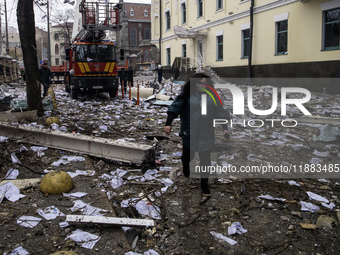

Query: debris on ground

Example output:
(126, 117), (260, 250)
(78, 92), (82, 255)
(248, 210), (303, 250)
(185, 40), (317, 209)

(0, 75), (340, 254)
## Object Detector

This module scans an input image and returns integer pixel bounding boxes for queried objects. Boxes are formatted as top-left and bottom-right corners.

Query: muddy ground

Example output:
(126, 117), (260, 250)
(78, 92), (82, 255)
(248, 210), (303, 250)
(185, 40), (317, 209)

(1, 75), (340, 255)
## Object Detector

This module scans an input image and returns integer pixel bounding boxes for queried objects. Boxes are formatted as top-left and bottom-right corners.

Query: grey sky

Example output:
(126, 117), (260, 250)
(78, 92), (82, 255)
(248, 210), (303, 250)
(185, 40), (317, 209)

(3, 0), (151, 32)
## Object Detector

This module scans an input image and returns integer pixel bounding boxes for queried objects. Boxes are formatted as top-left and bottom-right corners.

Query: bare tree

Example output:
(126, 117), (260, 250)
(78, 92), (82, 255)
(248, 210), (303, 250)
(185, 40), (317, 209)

(51, 8), (74, 46)
(17, 0), (43, 116)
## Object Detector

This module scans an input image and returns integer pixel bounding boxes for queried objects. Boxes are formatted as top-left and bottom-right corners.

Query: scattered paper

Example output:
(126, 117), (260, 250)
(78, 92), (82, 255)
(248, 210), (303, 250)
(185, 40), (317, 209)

(210, 231), (238, 245)
(71, 200), (108, 216)
(67, 170), (95, 178)
(287, 180), (300, 186)
(0, 136), (8, 143)
(63, 192), (88, 198)
(258, 194), (286, 202)
(300, 201), (320, 213)
(322, 202), (336, 210)
(66, 229), (101, 249)
(17, 216), (41, 228)
(121, 198), (161, 220)
(3, 246), (29, 255)
(0, 182), (26, 203)
(36, 206), (65, 220)
(59, 221), (70, 228)
(52, 155), (85, 166)
(30, 146), (48, 157)
(11, 153), (21, 164)
(228, 222), (248, 235)
(5, 169), (19, 180)
(306, 191), (329, 203)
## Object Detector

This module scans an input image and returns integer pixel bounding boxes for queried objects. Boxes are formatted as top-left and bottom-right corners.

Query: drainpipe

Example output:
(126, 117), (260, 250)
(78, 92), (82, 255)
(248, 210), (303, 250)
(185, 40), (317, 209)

(159, 0), (162, 66)
(248, 0), (254, 81)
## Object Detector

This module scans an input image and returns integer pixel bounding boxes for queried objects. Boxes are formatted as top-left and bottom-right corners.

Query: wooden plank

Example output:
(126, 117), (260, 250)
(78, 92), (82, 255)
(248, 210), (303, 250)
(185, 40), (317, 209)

(66, 215), (155, 227)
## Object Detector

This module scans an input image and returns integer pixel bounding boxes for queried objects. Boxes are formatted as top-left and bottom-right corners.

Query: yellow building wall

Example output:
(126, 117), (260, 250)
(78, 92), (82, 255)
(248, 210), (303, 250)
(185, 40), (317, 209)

(151, 0), (340, 68)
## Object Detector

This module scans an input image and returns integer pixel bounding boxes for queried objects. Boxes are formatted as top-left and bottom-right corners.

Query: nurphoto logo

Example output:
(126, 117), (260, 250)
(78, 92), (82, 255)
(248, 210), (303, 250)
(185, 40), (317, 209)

(200, 83), (312, 128)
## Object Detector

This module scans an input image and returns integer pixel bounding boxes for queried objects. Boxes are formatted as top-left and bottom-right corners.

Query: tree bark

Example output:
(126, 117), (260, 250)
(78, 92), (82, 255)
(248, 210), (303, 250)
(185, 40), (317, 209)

(17, 0), (43, 116)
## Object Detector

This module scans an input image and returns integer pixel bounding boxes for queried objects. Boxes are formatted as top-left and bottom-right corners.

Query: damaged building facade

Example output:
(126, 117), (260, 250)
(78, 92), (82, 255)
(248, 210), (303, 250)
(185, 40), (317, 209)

(151, 0), (340, 78)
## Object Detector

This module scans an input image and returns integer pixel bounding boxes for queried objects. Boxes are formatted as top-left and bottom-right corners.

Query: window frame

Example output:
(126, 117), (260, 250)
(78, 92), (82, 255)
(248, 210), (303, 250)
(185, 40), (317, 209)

(242, 29), (250, 58)
(166, 47), (171, 66)
(323, 8), (340, 50)
(182, 44), (187, 58)
(55, 44), (59, 55)
(165, 11), (171, 30)
(276, 20), (288, 55)
(216, 35), (223, 61)
(181, 3), (187, 24)
(197, 0), (203, 18)
(216, 0), (223, 11)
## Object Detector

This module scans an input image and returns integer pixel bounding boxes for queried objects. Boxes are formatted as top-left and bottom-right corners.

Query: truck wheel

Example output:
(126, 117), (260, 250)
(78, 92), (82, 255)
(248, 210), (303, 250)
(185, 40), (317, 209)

(70, 87), (78, 99)
(109, 89), (117, 98)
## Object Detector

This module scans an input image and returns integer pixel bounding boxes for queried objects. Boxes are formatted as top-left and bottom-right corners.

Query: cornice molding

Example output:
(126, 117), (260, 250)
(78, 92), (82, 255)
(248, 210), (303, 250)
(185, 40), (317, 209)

(158, 0), (299, 43)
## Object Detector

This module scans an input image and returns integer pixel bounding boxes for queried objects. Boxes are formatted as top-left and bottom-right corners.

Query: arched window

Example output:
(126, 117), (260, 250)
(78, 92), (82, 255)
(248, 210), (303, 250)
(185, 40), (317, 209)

(55, 44), (59, 55)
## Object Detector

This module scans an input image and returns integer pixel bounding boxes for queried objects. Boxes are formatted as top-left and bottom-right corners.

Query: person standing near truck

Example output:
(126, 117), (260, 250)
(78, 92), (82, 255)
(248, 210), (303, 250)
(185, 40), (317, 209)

(40, 62), (53, 97)
(157, 65), (162, 84)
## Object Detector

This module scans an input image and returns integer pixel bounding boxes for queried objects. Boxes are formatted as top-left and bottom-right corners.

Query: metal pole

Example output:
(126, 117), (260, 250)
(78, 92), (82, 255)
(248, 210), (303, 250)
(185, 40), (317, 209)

(159, 0), (162, 66)
(0, 3), (2, 55)
(5, 0), (9, 55)
(248, 0), (254, 82)
(47, 0), (51, 67)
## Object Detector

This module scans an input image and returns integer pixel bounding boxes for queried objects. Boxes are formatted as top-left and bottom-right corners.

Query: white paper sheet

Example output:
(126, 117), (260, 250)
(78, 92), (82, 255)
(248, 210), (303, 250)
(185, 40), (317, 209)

(36, 206), (65, 220)
(71, 200), (108, 216)
(210, 231), (238, 245)
(17, 216), (41, 228)
(0, 182), (26, 203)
(66, 229), (101, 249)
(228, 222), (248, 235)
(300, 201), (320, 213)
(3, 246), (29, 255)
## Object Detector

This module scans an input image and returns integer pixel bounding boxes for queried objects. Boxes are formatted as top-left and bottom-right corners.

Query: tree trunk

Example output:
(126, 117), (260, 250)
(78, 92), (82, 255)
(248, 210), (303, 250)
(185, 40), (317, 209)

(17, 0), (43, 116)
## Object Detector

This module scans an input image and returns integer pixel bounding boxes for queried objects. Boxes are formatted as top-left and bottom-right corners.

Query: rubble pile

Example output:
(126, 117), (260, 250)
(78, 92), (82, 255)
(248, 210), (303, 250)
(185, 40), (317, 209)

(0, 76), (340, 254)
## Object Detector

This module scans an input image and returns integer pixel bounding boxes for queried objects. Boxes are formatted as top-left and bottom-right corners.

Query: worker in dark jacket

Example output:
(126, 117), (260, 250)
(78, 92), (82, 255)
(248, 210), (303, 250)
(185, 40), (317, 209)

(164, 73), (230, 197)
(40, 62), (53, 97)
(157, 65), (162, 84)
